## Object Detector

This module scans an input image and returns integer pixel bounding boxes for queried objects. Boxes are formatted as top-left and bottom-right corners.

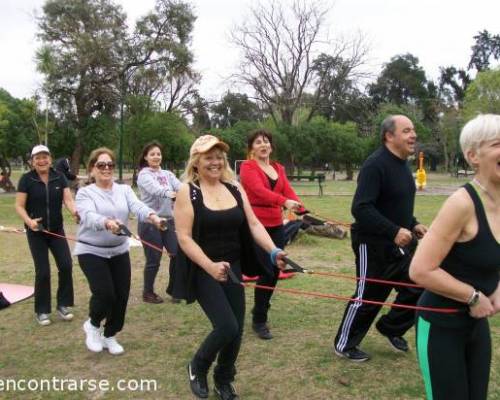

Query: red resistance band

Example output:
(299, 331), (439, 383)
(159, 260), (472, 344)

(2, 226), (461, 313)
(244, 283), (461, 314)
(39, 228), (173, 257)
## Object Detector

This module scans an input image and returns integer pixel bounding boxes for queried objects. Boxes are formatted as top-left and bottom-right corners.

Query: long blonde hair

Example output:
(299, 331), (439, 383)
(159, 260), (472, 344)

(182, 148), (235, 185)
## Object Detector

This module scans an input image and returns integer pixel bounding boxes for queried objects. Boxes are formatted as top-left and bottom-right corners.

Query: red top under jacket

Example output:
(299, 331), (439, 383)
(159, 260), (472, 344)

(239, 159), (304, 227)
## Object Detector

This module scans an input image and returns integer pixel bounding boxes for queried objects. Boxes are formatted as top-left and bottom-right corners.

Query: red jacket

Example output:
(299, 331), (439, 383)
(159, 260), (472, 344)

(239, 159), (304, 227)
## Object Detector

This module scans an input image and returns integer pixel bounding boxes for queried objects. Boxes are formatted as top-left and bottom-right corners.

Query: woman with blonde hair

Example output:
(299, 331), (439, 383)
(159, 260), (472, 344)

(171, 135), (286, 399)
(75, 147), (165, 355)
(410, 114), (500, 400)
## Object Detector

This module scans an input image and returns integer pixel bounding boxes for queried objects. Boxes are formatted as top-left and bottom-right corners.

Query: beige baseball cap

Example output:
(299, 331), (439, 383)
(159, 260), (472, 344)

(190, 135), (229, 156)
(31, 144), (51, 157)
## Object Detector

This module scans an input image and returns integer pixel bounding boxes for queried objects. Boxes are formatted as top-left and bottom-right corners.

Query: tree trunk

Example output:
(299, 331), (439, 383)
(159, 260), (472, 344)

(71, 136), (83, 176)
(442, 140), (450, 172)
(345, 163), (354, 181)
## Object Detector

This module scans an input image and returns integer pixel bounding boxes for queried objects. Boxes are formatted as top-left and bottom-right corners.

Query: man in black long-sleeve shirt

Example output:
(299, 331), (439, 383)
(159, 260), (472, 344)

(55, 157), (77, 181)
(334, 115), (427, 362)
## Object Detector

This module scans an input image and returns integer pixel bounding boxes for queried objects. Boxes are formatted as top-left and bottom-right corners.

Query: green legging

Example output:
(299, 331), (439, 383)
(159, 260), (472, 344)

(415, 316), (491, 400)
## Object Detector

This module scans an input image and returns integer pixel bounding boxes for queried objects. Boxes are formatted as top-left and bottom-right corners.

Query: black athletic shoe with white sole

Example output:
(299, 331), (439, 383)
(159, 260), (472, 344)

(214, 382), (239, 400)
(384, 335), (409, 352)
(334, 346), (370, 362)
(187, 363), (209, 398)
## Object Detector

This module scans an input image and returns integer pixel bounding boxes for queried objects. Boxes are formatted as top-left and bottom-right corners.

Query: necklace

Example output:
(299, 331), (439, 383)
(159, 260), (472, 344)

(202, 183), (224, 202)
(472, 178), (498, 204)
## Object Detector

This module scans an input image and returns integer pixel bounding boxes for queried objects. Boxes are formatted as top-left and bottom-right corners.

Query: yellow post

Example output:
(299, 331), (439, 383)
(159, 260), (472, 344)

(416, 151), (427, 190)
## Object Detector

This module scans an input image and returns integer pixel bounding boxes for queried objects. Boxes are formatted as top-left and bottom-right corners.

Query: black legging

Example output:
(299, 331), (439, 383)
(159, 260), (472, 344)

(78, 252), (131, 338)
(26, 229), (73, 314)
(252, 225), (285, 324)
(191, 261), (245, 384)
(415, 315), (491, 400)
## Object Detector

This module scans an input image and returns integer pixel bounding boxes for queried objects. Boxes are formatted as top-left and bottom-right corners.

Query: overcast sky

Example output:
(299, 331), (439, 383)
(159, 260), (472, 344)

(1, 0), (499, 101)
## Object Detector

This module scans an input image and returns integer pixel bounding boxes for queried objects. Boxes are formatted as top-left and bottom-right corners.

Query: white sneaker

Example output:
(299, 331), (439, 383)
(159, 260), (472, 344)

(36, 313), (51, 326)
(102, 335), (124, 355)
(83, 319), (103, 352)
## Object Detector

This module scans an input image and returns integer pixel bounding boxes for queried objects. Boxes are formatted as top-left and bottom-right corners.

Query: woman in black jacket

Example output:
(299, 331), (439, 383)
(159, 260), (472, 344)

(15, 145), (78, 326)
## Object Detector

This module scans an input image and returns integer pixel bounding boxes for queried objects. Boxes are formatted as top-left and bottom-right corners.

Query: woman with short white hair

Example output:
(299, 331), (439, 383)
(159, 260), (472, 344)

(410, 114), (500, 400)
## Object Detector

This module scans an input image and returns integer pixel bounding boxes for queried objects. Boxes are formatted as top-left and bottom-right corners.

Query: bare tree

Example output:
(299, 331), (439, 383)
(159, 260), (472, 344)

(127, 62), (201, 113)
(231, 0), (328, 125)
(231, 0), (368, 126)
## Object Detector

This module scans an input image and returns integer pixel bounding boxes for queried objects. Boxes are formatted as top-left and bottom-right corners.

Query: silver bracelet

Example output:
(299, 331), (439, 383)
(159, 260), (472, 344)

(467, 289), (480, 307)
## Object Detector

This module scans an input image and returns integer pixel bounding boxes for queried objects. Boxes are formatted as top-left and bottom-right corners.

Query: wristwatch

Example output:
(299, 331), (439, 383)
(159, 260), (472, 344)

(467, 289), (480, 307)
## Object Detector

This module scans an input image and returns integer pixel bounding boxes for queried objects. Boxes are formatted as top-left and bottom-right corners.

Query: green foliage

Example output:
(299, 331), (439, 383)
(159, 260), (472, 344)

(124, 108), (192, 169)
(215, 120), (261, 162)
(463, 68), (500, 120)
(468, 30), (500, 72)
(310, 53), (371, 125)
(269, 117), (371, 178)
(36, 0), (197, 170)
(0, 89), (40, 160)
(438, 66), (471, 106)
(330, 121), (366, 168)
(210, 92), (263, 129)
(369, 54), (429, 107)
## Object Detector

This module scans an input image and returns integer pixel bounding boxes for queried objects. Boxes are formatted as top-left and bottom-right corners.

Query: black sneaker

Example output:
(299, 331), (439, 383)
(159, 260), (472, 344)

(57, 306), (74, 321)
(375, 322), (410, 352)
(383, 335), (409, 352)
(252, 322), (273, 340)
(35, 313), (51, 326)
(187, 363), (209, 398)
(334, 346), (370, 362)
(214, 382), (239, 400)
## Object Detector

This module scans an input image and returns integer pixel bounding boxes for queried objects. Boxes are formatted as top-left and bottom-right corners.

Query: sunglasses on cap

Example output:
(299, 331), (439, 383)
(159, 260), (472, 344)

(95, 161), (115, 170)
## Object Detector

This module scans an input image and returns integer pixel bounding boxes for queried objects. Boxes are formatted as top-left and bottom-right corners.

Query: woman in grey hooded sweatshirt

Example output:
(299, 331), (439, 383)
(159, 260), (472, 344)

(75, 147), (164, 355)
(137, 141), (181, 303)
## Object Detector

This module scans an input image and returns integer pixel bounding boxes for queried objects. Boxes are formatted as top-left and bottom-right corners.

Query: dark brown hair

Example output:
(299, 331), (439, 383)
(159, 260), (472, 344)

(138, 141), (163, 170)
(247, 129), (273, 159)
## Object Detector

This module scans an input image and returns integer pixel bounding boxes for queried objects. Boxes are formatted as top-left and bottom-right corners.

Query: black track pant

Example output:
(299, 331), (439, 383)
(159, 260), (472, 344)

(334, 240), (422, 352)
(78, 252), (131, 338)
(415, 316), (491, 400)
(252, 225), (285, 324)
(138, 220), (177, 294)
(26, 229), (73, 314)
(191, 261), (245, 384)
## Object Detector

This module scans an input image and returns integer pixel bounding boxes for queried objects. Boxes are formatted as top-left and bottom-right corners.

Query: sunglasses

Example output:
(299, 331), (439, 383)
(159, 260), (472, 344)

(95, 161), (115, 170)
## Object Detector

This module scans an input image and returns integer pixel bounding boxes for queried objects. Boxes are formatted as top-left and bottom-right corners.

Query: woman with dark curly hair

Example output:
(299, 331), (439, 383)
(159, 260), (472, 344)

(239, 129), (305, 340)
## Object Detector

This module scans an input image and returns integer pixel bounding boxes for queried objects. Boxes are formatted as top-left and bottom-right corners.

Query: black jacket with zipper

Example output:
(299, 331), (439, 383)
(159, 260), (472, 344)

(17, 168), (68, 231)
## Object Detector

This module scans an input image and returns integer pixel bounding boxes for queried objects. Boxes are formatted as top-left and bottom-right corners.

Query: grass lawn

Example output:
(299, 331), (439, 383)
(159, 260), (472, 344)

(0, 173), (498, 399)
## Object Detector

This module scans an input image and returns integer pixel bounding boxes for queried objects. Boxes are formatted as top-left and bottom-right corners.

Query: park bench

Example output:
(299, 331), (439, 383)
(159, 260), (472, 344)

(454, 169), (475, 178)
(287, 174), (325, 196)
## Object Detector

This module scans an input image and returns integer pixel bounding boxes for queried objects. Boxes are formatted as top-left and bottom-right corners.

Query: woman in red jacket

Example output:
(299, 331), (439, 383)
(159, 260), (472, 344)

(239, 129), (304, 340)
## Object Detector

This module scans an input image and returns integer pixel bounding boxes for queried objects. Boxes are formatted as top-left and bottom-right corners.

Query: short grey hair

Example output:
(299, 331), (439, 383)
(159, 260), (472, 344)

(380, 115), (397, 143)
(460, 114), (500, 165)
